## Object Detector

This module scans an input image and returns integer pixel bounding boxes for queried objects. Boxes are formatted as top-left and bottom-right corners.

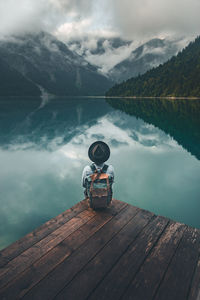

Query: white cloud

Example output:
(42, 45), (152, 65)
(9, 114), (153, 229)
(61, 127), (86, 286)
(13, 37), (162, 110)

(0, 0), (199, 41)
(108, 0), (200, 40)
(0, 0), (198, 76)
(0, 0), (60, 36)
(55, 19), (93, 42)
(0, 0), (94, 37)
(83, 41), (138, 74)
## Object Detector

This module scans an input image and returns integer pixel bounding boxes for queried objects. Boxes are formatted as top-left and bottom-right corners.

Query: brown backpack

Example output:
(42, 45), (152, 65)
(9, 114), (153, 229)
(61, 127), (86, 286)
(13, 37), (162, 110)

(88, 164), (112, 209)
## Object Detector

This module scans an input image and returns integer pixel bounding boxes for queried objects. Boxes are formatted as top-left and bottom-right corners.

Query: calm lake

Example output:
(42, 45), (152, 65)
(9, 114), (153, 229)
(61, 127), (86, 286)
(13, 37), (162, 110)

(0, 96), (200, 250)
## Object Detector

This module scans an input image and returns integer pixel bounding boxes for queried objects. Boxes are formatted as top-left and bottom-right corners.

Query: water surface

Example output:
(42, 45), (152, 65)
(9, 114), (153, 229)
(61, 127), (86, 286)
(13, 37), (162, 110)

(0, 96), (200, 250)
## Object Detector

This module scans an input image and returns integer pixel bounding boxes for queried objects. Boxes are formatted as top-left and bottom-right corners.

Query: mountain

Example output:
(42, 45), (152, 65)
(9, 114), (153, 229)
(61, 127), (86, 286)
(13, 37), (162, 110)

(0, 57), (41, 96)
(68, 37), (183, 83)
(108, 38), (181, 82)
(0, 32), (113, 96)
(106, 36), (200, 97)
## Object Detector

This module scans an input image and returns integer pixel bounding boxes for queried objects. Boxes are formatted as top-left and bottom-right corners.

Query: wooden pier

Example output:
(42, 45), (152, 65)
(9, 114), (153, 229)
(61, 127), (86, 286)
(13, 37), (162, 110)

(0, 199), (200, 300)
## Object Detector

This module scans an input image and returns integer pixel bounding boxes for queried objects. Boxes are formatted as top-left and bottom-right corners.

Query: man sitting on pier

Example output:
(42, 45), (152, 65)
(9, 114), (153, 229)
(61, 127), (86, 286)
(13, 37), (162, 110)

(82, 141), (114, 209)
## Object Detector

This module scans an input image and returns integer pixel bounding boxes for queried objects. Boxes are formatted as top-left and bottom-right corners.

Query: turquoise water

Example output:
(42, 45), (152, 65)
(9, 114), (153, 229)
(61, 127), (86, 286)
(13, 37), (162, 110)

(0, 97), (200, 250)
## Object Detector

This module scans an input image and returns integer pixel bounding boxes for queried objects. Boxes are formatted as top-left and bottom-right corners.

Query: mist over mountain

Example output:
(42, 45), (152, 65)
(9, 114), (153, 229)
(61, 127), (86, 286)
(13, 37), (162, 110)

(0, 31), (113, 96)
(67, 36), (187, 82)
(106, 36), (200, 97)
(0, 0), (199, 96)
(0, 30), (189, 97)
(68, 36), (132, 56)
(65, 35), (134, 75)
(108, 38), (182, 82)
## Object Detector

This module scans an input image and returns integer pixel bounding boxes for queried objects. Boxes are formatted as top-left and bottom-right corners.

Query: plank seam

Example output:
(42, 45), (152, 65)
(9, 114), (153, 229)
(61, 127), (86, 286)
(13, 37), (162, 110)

(20, 203), (129, 299)
(151, 224), (187, 300)
(86, 214), (158, 300)
(114, 218), (171, 300)
(186, 251), (200, 299)
(0, 200), (88, 267)
(0, 210), (97, 290)
(49, 206), (141, 299)
(0, 214), (100, 294)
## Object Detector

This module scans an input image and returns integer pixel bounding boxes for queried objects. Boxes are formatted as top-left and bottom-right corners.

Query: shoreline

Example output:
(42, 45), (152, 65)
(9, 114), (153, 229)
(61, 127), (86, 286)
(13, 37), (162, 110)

(105, 96), (200, 100)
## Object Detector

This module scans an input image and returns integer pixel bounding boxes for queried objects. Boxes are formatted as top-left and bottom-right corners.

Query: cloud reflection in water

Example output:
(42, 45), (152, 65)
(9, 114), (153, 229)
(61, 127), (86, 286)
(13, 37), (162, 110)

(0, 100), (200, 250)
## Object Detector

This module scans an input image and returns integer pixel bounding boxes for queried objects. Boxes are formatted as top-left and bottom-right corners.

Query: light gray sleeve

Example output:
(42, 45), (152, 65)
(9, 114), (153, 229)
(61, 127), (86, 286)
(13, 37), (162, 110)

(107, 165), (114, 183)
(82, 166), (92, 188)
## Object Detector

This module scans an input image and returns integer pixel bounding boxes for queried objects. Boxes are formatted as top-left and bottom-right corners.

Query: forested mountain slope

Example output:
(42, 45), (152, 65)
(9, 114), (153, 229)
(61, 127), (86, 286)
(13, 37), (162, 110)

(106, 36), (200, 97)
(108, 38), (180, 82)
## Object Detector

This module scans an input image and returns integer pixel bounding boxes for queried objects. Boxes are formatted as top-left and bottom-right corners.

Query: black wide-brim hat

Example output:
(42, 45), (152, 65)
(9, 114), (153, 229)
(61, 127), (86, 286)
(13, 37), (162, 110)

(88, 141), (110, 164)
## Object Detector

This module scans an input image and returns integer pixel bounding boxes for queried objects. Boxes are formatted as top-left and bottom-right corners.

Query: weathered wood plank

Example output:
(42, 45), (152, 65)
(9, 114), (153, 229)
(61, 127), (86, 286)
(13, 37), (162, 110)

(88, 215), (169, 300)
(54, 209), (154, 300)
(0, 199), (88, 268)
(22, 204), (139, 299)
(0, 199), (199, 300)
(188, 255), (200, 300)
(0, 200), (126, 299)
(0, 209), (97, 289)
(154, 227), (200, 300)
(121, 222), (186, 300)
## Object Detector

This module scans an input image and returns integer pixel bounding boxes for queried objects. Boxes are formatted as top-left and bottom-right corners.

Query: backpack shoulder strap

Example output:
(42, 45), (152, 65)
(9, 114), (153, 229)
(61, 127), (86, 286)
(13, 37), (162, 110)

(90, 163), (96, 172)
(90, 163), (108, 174)
(102, 164), (108, 173)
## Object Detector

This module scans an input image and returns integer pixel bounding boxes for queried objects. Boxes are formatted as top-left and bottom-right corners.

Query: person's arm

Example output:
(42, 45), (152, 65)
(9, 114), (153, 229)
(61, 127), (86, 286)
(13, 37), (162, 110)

(107, 165), (114, 183)
(82, 166), (92, 188)
(82, 167), (87, 188)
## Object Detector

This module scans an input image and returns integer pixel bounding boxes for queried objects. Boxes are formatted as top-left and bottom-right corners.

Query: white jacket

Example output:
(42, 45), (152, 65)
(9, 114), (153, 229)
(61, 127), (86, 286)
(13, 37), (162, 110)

(82, 163), (114, 188)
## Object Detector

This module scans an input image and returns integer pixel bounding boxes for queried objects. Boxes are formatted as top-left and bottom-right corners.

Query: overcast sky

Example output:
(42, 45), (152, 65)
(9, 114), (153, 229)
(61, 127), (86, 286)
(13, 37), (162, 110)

(0, 0), (199, 42)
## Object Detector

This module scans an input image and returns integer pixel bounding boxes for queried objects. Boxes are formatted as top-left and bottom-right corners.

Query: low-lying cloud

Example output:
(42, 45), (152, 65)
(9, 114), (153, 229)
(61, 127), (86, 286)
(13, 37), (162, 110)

(81, 40), (138, 74)
(0, 0), (198, 75)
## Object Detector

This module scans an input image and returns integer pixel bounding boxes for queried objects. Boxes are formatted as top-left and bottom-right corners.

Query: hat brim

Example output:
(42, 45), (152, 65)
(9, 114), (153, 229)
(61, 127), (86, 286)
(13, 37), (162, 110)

(88, 141), (110, 163)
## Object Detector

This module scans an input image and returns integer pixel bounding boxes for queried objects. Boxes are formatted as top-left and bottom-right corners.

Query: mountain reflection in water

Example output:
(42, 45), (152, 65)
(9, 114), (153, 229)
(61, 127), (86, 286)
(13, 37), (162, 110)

(0, 96), (200, 250)
(107, 97), (200, 160)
